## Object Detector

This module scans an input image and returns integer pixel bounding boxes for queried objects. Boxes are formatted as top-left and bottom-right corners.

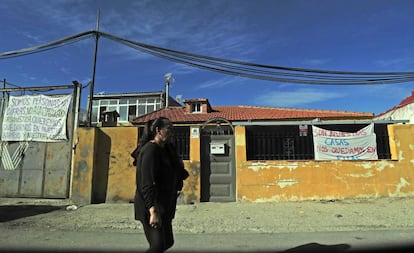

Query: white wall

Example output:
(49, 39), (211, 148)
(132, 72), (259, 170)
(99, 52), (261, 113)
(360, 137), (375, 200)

(376, 103), (414, 124)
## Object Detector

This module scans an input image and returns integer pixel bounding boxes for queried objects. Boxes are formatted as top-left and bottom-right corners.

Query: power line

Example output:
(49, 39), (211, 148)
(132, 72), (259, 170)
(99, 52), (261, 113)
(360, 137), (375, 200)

(100, 32), (414, 85)
(1, 30), (414, 85)
(0, 31), (95, 59)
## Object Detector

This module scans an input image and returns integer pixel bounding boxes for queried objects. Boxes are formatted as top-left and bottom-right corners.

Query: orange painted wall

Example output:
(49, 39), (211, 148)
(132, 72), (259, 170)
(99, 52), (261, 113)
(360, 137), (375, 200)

(72, 124), (414, 204)
(71, 127), (137, 204)
(184, 126), (202, 203)
(96, 127), (138, 203)
(181, 160), (200, 204)
(236, 124), (414, 202)
(71, 126), (200, 204)
(71, 127), (96, 204)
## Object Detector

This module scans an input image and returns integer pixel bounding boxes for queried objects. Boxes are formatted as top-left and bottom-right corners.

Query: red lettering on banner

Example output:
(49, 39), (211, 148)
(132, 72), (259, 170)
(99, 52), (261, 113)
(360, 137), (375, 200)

(317, 145), (328, 153)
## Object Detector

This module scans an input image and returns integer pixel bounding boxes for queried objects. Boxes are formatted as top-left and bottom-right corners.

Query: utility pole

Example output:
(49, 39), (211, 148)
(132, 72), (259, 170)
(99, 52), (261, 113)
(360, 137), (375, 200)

(2, 79), (5, 98)
(87, 9), (100, 126)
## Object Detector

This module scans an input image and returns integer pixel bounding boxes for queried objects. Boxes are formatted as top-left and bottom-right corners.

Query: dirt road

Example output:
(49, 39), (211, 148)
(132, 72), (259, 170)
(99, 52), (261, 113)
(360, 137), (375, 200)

(1, 197), (414, 252)
(2, 197), (414, 234)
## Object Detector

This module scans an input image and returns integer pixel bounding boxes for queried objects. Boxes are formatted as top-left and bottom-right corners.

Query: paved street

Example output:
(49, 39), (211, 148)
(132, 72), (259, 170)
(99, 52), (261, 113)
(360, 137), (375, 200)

(1, 227), (414, 252)
(1, 197), (414, 252)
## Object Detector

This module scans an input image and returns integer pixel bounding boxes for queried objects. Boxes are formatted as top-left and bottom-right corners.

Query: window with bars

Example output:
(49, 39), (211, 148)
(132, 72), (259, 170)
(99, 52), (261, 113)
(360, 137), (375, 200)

(246, 124), (391, 160)
(171, 126), (190, 160)
(138, 126), (190, 160)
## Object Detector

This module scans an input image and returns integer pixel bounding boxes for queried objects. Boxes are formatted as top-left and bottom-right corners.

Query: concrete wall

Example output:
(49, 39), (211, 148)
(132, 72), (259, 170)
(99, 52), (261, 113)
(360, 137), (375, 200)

(183, 127), (202, 203)
(71, 127), (138, 204)
(71, 124), (414, 205)
(97, 127), (138, 203)
(71, 127), (96, 204)
(71, 126), (200, 205)
(236, 124), (414, 202)
(376, 103), (414, 124)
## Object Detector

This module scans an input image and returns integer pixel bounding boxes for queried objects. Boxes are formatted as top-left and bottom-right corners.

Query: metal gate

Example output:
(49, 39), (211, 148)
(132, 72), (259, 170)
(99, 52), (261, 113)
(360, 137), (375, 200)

(200, 117), (236, 202)
(0, 83), (80, 199)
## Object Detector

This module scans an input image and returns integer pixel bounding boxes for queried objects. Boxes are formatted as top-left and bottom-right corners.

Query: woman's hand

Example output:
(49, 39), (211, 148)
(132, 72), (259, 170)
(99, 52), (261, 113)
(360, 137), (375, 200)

(149, 206), (159, 228)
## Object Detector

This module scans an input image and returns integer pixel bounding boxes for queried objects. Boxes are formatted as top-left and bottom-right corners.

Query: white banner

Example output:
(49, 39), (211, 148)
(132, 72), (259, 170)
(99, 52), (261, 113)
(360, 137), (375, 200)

(1, 94), (72, 142)
(312, 123), (378, 160)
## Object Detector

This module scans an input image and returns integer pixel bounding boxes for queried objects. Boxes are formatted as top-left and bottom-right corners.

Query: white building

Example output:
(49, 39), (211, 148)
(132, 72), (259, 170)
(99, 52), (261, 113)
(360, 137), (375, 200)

(375, 91), (414, 124)
(87, 91), (181, 126)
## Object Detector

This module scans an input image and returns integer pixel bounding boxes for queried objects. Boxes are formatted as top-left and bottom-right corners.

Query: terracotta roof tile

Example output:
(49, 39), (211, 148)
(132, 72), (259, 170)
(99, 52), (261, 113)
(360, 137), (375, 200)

(131, 104), (373, 124)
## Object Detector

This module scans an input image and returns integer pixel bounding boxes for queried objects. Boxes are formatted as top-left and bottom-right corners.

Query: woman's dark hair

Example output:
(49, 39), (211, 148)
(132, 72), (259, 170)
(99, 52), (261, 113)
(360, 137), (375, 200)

(139, 117), (171, 145)
(131, 117), (172, 164)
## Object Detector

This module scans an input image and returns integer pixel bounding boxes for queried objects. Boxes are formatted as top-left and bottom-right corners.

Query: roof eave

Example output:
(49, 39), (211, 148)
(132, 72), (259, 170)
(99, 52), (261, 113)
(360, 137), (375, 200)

(232, 118), (408, 126)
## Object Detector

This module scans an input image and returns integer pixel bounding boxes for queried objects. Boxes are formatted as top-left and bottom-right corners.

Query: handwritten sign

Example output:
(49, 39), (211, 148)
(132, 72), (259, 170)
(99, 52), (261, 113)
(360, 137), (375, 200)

(1, 94), (72, 142)
(312, 123), (378, 160)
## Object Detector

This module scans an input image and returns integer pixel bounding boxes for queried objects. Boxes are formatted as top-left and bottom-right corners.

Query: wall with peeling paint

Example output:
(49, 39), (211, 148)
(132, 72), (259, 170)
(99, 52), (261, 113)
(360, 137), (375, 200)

(186, 127), (201, 203)
(96, 127), (138, 203)
(71, 127), (138, 204)
(181, 160), (200, 204)
(236, 124), (414, 202)
(71, 127), (96, 204)
(71, 126), (200, 204)
(72, 124), (413, 204)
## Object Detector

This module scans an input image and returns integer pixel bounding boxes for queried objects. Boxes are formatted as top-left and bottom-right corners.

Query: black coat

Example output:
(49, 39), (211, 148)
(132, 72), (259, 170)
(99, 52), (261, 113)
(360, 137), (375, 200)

(133, 142), (189, 224)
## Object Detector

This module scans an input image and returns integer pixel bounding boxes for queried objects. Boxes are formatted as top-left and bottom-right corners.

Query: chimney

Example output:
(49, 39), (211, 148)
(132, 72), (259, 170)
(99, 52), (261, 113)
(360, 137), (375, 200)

(164, 73), (173, 108)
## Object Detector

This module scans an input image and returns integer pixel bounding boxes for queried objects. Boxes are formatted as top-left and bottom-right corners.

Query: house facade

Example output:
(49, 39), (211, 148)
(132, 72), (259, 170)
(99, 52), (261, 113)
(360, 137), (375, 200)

(88, 91), (181, 126)
(1, 84), (412, 204)
(70, 98), (414, 205)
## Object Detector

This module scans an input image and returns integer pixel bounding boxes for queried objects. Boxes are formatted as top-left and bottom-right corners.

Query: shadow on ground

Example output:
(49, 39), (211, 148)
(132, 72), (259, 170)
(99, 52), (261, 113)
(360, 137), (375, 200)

(283, 242), (414, 253)
(284, 242), (350, 252)
(0, 205), (62, 222)
(1, 247), (414, 253)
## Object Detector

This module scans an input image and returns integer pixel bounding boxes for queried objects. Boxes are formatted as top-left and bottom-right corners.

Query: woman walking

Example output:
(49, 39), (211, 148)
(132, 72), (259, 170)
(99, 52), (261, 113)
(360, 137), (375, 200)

(131, 117), (189, 252)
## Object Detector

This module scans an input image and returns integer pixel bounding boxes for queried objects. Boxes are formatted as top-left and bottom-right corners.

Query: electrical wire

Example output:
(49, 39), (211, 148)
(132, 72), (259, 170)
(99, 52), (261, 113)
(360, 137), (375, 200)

(1, 30), (414, 85)
(100, 32), (414, 85)
(126, 35), (413, 76)
(0, 31), (95, 59)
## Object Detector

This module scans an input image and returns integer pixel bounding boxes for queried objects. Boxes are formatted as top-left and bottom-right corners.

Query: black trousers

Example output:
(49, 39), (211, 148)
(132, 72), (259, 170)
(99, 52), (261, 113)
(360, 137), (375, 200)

(141, 218), (174, 253)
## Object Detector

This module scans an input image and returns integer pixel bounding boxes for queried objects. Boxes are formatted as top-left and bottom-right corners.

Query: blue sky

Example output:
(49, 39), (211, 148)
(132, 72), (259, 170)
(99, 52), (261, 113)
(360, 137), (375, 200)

(0, 0), (413, 115)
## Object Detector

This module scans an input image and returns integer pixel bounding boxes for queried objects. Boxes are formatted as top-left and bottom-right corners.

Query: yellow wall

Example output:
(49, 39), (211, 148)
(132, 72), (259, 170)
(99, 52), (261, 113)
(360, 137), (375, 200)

(71, 124), (414, 204)
(182, 126), (201, 203)
(71, 127), (96, 204)
(182, 160), (200, 204)
(97, 127), (138, 203)
(237, 124), (414, 202)
(71, 126), (200, 204)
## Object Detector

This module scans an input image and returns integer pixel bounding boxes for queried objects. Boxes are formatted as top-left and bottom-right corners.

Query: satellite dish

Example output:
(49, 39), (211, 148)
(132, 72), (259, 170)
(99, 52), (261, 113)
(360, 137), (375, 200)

(164, 73), (175, 83)
(175, 94), (184, 103)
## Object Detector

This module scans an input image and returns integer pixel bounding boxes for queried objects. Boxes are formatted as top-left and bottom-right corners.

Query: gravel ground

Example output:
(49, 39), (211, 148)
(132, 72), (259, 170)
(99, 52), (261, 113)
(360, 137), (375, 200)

(1, 197), (414, 234)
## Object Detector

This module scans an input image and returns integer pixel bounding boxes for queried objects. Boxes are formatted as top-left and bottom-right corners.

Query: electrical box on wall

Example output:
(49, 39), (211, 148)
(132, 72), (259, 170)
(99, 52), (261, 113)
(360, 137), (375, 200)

(210, 142), (225, 155)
